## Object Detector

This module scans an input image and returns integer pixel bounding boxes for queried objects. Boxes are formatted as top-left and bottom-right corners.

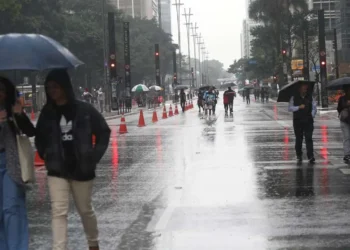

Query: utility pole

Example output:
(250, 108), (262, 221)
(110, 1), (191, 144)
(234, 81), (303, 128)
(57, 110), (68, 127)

(205, 51), (209, 85)
(183, 8), (193, 88)
(173, 0), (184, 84)
(333, 28), (340, 79)
(197, 35), (203, 87)
(318, 9), (328, 108)
(191, 23), (198, 87)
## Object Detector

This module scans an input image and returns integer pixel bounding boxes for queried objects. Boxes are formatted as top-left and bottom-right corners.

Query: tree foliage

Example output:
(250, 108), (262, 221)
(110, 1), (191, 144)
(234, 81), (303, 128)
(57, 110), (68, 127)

(0, 0), (181, 88)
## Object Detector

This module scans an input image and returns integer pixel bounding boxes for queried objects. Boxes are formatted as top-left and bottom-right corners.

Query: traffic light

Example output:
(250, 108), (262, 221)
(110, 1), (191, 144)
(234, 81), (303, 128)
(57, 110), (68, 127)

(173, 73), (177, 82)
(332, 40), (336, 50)
(321, 60), (326, 66)
(282, 49), (287, 55)
(109, 53), (117, 78)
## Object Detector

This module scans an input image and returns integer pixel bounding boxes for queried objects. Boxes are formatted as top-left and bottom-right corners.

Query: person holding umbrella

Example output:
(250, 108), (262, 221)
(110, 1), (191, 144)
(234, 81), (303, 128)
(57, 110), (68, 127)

(35, 69), (111, 250)
(287, 82), (317, 163)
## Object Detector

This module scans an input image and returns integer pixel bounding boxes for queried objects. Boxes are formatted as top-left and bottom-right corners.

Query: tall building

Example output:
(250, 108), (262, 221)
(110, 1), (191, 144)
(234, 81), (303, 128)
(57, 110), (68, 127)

(241, 0), (260, 58)
(336, 0), (350, 62)
(160, 0), (172, 34)
(112, 0), (159, 20)
(310, 0), (339, 30)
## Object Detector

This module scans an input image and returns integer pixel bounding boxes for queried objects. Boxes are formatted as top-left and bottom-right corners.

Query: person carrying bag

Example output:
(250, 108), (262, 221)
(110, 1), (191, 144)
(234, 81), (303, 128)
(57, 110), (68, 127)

(0, 77), (35, 250)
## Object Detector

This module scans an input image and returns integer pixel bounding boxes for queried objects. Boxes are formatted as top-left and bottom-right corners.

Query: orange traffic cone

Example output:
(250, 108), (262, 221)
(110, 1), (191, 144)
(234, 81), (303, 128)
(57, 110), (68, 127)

(152, 109), (158, 123)
(138, 110), (146, 127)
(162, 106), (168, 119)
(31, 107), (35, 121)
(119, 114), (128, 134)
(34, 152), (45, 167)
(174, 104), (179, 115)
(169, 105), (174, 117)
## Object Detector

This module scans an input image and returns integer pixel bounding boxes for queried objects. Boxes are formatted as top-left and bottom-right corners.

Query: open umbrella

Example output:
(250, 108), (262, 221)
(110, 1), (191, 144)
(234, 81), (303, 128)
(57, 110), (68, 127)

(244, 85), (254, 89)
(149, 85), (163, 91)
(327, 77), (350, 90)
(199, 85), (216, 91)
(174, 85), (189, 90)
(132, 84), (149, 93)
(277, 80), (315, 102)
(0, 33), (83, 71)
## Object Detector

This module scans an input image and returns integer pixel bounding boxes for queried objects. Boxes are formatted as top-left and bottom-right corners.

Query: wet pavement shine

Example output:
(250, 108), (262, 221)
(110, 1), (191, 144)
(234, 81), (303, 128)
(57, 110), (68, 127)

(27, 96), (350, 249)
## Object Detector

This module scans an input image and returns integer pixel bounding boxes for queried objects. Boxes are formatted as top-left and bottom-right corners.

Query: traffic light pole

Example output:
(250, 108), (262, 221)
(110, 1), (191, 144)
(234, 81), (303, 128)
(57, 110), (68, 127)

(333, 28), (340, 79)
(155, 44), (161, 87)
(302, 20), (310, 81)
(191, 23), (198, 88)
(173, 50), (177, 85)
(108, 12), (117, 112)
(123, 22), (131, 99)
(318, 9), (328, 108)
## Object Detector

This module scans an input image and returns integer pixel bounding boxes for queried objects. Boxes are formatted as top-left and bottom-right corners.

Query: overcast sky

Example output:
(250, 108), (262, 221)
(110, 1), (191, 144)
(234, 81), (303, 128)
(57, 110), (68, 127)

(171, 0), (246, 69)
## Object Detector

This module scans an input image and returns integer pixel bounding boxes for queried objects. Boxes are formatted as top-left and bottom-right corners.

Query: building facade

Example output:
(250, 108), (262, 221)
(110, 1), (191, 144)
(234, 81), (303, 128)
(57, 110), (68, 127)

(111, 0), (158, 20)
(310, 0), (339, 30)
(336, 0), (350, 63)
(160, 0), (172, 34)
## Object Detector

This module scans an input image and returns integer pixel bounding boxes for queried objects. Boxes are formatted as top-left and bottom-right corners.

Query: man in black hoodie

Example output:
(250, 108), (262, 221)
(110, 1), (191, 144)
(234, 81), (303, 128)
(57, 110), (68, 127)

(35, 69), (110, 250)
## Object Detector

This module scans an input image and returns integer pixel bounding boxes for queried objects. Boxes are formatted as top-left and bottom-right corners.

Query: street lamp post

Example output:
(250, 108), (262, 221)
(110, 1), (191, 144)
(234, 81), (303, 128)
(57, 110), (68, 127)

(183, 8), (193, 88)
(197, 35), (203, 87)
(191, 23), (198, 88)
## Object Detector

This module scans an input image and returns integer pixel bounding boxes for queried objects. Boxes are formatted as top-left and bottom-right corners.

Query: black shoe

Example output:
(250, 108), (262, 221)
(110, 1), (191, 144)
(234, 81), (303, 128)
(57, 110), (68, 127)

(309, 157), (315, 164)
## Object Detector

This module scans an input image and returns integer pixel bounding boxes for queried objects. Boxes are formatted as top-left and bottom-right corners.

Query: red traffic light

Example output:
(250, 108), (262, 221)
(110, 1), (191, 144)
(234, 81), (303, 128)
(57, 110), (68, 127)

(155, 52), (159, 56)
(282, 50), (286, 55)
(110, 63), (116, 68)
(321, 61), (326, 66)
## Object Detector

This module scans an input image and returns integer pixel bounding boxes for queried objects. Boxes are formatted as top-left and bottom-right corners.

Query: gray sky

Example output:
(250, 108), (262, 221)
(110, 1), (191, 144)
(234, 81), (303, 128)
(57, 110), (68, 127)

(171, 0), (246, 69)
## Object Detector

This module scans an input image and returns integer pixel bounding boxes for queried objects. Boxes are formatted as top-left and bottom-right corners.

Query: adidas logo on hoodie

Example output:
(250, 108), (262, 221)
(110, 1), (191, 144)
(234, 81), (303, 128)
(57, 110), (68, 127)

(60, 115), (73, 141)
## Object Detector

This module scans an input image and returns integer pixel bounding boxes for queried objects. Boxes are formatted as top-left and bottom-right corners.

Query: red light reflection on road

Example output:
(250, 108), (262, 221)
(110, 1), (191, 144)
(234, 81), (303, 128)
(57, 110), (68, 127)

(320, 125), (329, 161)
(283, 127), (289, 160)
(111, 128), (119, 199)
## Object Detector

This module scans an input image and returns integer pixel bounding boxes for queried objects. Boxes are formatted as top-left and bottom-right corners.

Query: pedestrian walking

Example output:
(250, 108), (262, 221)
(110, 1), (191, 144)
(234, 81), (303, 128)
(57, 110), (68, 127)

(224, 87), (235, 116)
(180, 89), (186, 112)
(288, 82), (317, 163)
(337, 86), (350, 163)
(97, 88), (105, 113)
(0, 77), (35, 250)
(35, 69), (111, 250)
(245, 89), (250, 104)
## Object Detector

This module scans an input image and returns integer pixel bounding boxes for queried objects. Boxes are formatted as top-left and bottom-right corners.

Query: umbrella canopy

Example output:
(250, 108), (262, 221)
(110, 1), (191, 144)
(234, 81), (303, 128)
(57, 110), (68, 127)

(149, 85), (163, 91)
(327, 77), (350, 90)
(0, 33), (83, 71)
(132, 84), (149, 93)
(174, 85), (189, 90)
(277, 80), (315, 102)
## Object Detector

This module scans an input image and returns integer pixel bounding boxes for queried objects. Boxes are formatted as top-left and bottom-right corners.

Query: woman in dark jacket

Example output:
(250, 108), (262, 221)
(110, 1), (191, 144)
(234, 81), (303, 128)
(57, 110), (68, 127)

(0, 77), (35, 250)
(337, 86), (350, 163)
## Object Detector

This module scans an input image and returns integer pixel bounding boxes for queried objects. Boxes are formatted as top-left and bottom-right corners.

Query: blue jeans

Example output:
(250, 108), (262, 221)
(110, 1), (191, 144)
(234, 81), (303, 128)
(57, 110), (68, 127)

(0, 152), (28, 250)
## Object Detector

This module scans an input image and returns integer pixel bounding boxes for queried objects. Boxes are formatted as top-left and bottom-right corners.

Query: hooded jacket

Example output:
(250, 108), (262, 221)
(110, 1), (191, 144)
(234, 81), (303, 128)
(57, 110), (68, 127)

(35, 69), (111, 181)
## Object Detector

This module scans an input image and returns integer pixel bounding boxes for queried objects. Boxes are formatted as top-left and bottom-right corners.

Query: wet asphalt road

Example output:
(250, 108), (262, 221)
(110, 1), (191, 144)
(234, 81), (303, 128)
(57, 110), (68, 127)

(27, 96), (350, 249)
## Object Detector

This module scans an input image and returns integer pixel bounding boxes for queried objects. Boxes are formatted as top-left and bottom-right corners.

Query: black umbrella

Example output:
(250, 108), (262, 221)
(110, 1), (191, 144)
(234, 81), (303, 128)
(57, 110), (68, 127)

(244, 85), (254, 89)
(174, 85), (189, 90)
(327, 77), (350, 90)
(277, 80), (315, 102)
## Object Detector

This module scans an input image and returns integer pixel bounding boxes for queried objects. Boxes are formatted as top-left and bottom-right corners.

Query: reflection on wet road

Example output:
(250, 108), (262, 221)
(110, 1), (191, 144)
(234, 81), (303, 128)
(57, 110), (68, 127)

(28, 98), (350, 249)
